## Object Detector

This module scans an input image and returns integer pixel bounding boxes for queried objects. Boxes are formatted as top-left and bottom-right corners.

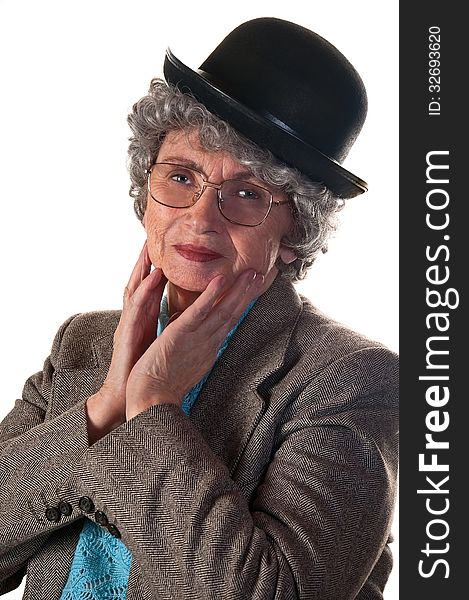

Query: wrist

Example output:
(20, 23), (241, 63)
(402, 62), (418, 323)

(86, 389), (126, 445)
(126, 376), (181, 420)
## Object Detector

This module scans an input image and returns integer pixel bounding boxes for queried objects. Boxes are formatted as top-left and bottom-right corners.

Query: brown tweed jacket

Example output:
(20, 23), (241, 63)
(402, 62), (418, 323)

(0, 274), (398, 600)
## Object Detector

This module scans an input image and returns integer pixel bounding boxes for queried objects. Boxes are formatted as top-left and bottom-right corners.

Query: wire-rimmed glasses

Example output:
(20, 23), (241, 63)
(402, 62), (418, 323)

(146, 162), (289, 227)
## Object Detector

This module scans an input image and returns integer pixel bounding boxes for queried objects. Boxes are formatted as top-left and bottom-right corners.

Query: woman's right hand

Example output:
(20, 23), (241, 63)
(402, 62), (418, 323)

(86, 241), (167, 444)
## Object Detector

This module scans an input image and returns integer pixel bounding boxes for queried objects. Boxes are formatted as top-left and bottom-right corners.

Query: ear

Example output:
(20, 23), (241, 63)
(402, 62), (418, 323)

(279, 245), (297, 265)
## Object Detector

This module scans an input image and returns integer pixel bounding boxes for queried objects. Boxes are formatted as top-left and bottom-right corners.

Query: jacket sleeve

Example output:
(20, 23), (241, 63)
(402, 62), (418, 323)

(0, 315), (91, 594)
(57, 347), (398, 600)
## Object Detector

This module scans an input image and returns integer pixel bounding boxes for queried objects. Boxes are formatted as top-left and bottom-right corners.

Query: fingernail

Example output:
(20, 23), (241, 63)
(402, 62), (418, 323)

(243, 270), (257, 292)
(245, 270), (256, 286)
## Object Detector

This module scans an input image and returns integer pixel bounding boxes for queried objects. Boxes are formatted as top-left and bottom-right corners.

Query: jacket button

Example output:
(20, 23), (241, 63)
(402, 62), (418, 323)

(78, 496), (95, 513)
(45, 507), (61, 523)
(58, 501), (73, 516)
(106, 524), (121, 539)
(95, 510), (109, 526)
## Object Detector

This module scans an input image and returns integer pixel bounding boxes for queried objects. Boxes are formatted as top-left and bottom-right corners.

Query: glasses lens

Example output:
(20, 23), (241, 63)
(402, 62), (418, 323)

(150, 163), (203, 207)
(220, 180), (272, 226)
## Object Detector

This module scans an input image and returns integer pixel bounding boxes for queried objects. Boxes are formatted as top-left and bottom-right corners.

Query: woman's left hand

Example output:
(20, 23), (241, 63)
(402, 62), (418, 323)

(125, 269), (264, 420)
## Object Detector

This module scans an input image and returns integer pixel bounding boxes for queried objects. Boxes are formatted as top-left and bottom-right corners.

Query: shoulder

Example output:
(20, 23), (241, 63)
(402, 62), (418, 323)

(49, 310), (121, 370)
(291, 292), (398, 397)
(277, 293), (399, 463)
(256, 275), (398, 397)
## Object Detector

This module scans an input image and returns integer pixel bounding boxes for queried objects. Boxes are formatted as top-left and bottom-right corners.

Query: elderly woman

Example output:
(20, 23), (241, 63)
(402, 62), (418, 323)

(0, 17), (398, 600)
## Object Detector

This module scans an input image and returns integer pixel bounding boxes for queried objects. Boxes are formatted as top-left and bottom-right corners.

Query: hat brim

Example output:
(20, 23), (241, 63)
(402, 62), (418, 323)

(164, 49), (367, 199)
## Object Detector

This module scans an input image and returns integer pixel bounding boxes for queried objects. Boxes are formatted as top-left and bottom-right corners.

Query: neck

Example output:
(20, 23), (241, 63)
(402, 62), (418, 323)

(167, 283), (201, 317)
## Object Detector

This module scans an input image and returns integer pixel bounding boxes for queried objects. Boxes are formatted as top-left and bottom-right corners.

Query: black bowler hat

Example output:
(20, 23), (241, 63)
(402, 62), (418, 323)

(163, 17), (368, 199)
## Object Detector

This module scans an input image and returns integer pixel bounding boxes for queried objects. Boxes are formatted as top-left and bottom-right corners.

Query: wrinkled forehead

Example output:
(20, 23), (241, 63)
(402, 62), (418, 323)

(156, 128), (286, 195)
(157, 129), (253, 178)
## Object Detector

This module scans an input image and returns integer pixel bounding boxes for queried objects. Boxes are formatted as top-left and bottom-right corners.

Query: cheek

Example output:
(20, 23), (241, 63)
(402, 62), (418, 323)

(234, 230), (282, 271)
(143, 206), (167, 262)
(251, 218), (291, 270)
(263, 237), (282, 269)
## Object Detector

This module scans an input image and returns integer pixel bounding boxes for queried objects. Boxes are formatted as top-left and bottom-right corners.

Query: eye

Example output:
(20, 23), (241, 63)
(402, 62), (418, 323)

(238, 188), (259, 199)
(170, 173), (194, 186)
(228, 184), (263, 201)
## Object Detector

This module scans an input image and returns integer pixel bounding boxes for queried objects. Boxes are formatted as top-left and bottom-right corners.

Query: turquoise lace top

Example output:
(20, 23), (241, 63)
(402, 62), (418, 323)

(59, 296), (256, 599)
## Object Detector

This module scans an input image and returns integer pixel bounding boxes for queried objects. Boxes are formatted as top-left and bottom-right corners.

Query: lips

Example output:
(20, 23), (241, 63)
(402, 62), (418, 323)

(174, 244), (223, 262)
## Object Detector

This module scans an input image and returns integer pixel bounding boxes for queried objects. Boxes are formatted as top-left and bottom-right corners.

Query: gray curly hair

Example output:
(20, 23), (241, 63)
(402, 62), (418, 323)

(127, 78), (344, 281)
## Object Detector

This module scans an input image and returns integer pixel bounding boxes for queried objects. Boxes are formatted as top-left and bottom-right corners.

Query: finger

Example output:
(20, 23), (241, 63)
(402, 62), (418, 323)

(172, 274), (227, 331)
(215, 269), (263, 307)
(124, 267), (167, 315)
(174, 269), (261, 336)
(167, 311), (183, 325)
(125, 240), (151, 296)
(205, 270), (264, 336)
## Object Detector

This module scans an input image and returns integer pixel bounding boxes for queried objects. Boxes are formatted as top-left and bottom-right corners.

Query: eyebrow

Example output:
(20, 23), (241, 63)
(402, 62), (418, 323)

(159, 156), (257, 182)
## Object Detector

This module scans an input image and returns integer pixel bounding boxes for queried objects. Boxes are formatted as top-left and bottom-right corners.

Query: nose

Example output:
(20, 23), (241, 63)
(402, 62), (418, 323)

(183, 185), (223, 233)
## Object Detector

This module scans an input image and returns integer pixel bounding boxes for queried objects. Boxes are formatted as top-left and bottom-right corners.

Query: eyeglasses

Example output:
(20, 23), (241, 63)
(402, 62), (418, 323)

(145, 162), (289, 227)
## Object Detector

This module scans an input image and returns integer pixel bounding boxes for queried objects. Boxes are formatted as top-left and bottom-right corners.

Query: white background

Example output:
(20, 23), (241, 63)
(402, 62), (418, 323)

(0, 0), (398, 598)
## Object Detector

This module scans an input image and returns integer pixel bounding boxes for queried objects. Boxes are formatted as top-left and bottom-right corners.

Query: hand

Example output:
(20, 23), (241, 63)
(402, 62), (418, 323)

(86, 241), (167, 443)
(125, 269), (264, 420)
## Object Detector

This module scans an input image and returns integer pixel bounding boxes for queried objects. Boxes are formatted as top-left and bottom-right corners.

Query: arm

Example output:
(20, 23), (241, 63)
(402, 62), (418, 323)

(0, 316), (91, 593)
(0, 242), (174, 593)
(57, 348), (398, 600)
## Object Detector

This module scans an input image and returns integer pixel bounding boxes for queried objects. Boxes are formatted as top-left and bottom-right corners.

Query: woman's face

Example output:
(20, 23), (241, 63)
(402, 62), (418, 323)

(143, 129), (296, 294)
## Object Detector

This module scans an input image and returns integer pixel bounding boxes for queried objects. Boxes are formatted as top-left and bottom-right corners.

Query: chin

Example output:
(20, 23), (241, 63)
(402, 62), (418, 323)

(164, 266), (225, 292)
